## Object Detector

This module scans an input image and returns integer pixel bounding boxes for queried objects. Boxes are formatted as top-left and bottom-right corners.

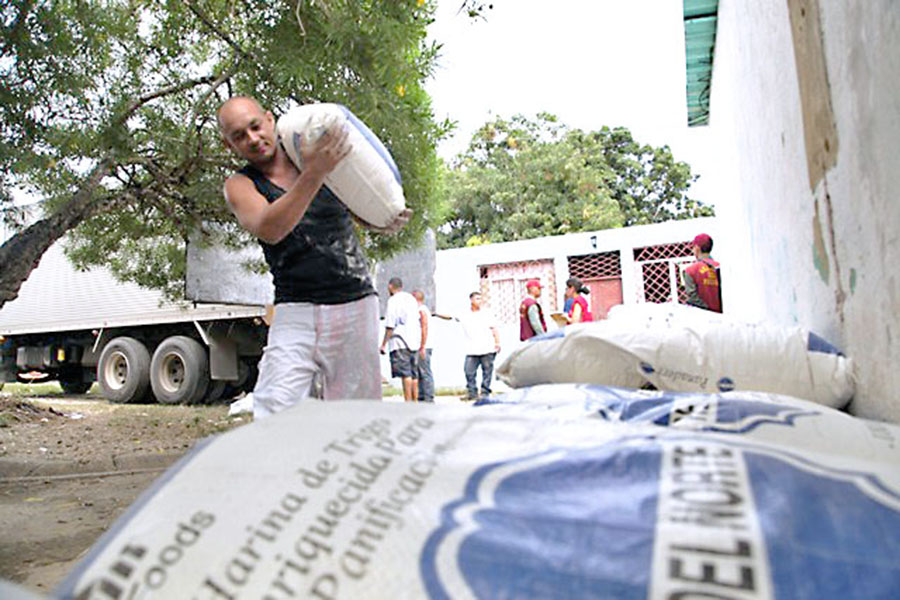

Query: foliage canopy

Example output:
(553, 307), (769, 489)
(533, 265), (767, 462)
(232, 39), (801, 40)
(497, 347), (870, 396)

(438, 113), (714, 249)
(0, 0), (457, 302)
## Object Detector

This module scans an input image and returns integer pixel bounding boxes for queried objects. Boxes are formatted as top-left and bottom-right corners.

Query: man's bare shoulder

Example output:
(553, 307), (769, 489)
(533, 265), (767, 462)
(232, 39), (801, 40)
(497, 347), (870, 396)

(223, 172), (261, 205)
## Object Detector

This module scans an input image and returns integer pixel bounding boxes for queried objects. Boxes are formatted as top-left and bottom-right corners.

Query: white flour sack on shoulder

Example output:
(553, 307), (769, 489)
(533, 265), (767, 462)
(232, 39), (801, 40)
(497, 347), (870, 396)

(276, 103), (405, 228)
(496, 303), (856, 409)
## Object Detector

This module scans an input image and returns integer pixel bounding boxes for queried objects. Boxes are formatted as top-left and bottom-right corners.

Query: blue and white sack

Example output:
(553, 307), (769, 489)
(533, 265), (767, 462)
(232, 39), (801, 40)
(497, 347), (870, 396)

(58, 391), (899, 599)
(496, 302), (855, 409)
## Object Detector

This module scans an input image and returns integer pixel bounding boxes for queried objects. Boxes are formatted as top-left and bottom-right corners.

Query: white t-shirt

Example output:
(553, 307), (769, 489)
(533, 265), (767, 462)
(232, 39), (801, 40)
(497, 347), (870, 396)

(385, 291), (422, 352)
(459, 309), (497, 356)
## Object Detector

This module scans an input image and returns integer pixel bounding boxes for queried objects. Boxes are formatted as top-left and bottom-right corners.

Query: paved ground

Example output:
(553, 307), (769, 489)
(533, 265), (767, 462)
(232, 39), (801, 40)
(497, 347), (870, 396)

(0, 390), (467, 596)
(0, 394), (249, 596)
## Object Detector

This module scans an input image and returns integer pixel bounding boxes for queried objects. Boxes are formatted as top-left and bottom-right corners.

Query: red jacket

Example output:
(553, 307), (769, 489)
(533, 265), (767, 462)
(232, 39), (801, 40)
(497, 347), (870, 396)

(519, 296), (547, 340)
(568, 295), (593, 323)
(684, 258), (722, 313)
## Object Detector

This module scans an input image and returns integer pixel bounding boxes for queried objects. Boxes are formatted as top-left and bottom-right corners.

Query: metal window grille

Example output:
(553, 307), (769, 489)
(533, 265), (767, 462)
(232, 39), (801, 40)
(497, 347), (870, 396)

(567, 251), (622, 279)
(478, 259), (557, 324)
(633, 242), (695, 304)
(633, 241), (694, 262)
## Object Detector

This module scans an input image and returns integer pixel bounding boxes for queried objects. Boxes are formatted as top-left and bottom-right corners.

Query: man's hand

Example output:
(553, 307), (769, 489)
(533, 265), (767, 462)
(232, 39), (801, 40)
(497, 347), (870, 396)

(363, 208), (413, 235)
(418, 347), (426, 359)
(300, 124), (351, 178)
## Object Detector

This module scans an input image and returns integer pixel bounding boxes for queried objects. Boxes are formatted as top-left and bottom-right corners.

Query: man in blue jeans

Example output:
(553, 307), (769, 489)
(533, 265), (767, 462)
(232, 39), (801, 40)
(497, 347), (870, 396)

(412, 290), (435, 402)
(459, 291), (500, 401)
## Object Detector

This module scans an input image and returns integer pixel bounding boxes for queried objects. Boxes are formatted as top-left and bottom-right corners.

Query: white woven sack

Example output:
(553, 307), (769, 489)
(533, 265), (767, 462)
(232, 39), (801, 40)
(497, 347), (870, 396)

(277, 103), (405, 228)
(58, 397), (900, 599)
(497, 303), (855, 409)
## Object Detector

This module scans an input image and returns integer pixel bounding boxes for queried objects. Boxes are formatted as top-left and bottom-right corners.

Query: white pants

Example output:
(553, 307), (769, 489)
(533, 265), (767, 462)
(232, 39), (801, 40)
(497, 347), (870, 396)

(253, 295), (382, 419)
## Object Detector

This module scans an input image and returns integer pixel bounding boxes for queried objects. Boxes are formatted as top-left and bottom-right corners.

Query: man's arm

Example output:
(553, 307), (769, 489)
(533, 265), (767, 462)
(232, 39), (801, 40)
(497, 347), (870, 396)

(224, 126), (350, 244)
(491, 326), (501, 353)
(418, 310), (428, 358)
(526, 303), (545, 334)
(682, 267), (703, 308)
(380, 327), (394, 355)
(381, 297), (402, 354)
(432, 313), (456, 321)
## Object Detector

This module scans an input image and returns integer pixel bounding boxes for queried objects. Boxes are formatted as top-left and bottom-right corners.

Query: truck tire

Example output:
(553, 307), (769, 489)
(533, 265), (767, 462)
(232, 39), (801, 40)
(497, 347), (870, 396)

(98, 337), (152, 404)
(201, 379), (228, 404)
(59, 379), (92, 395)
(239, 360), (259, 393)
(150, 336), (210, 405)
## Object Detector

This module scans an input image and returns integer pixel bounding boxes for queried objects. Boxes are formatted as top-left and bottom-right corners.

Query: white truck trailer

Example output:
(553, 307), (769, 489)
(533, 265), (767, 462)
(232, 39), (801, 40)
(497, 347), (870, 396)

(0, 240), (268, 404)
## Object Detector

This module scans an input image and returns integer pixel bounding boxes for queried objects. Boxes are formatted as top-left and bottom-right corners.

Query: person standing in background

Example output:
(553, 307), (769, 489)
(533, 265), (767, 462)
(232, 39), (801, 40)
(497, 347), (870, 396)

(380, 277), (421, 401)
(519, 279), (547, 340)
(564, 277), (593, 324)
(455, 292), (501, 401)
(683, 233), (722, 313)
(412, 290), (434, 403)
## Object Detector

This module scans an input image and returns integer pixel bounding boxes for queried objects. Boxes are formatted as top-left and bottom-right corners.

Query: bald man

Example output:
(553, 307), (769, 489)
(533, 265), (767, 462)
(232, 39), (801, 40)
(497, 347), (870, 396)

(218, 96), (410, 417)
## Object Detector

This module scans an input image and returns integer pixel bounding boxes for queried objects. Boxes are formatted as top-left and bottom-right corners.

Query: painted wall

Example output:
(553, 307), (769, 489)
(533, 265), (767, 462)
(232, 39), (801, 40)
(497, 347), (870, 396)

(374, 229), (437, 315)
(708, 0), (900, 421)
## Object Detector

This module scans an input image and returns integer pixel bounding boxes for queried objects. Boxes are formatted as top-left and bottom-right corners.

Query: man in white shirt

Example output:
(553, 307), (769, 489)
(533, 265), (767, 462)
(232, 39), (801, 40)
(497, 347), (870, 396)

(412, 290), (435, 403)
(380, 277), (422, 401)
(458, 291), (500, 401)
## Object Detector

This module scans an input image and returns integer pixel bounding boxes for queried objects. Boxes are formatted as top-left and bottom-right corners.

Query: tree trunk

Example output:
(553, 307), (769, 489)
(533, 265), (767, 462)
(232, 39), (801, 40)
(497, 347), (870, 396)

(0, 157), (115, 310)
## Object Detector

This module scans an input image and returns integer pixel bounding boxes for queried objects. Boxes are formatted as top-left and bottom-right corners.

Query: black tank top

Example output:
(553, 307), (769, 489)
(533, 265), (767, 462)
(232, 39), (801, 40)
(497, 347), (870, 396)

(238, 165), (375, 305)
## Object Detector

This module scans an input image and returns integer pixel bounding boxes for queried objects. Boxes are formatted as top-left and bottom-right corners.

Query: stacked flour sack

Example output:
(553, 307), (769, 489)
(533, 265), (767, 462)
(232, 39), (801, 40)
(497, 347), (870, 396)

(60, 306), (900, 599)
(496, 301), (856, 409)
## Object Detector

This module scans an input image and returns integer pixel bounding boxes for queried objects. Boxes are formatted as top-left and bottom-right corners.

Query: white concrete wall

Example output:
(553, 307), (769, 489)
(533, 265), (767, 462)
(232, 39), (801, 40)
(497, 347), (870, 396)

(708, 0), (900, 421)
(380, 218), (720, 392)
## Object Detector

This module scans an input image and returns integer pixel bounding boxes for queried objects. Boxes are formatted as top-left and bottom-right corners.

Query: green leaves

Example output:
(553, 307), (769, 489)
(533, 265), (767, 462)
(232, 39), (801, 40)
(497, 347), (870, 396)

(2, 0), (450, 299)
(438, 114), (714, 249)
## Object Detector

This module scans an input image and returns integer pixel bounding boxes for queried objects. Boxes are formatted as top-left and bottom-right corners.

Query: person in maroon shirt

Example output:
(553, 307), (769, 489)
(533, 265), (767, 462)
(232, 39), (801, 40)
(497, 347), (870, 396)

(683, 233), (722, 313)
(519, 279), (547, 340)
(564, 278), (593, 324)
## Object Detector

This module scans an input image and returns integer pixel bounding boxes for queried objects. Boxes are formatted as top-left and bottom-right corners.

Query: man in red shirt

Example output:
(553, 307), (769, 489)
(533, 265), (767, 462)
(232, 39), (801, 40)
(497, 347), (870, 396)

(683, 233), (722, 313)
(519, 279), (547, 340)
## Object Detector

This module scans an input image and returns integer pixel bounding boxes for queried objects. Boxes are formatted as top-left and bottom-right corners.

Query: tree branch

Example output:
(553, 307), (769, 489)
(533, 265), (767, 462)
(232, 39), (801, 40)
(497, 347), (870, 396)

(183, 0), (252, 61)
(176, 58), (244, 178)
(0, 0), (37, 56)
(115, 75), (218, 127)
(0, 157), (116, 307)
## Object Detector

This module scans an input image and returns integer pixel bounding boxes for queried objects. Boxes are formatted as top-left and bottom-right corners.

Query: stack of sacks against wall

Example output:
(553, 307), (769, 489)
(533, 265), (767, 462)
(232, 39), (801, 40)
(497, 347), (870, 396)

(496, 302), (855, 408)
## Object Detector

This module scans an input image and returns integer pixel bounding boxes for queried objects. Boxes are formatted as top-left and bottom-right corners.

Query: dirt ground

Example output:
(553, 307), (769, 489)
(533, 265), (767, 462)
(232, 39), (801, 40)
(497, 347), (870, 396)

(0, 391), (250, 596)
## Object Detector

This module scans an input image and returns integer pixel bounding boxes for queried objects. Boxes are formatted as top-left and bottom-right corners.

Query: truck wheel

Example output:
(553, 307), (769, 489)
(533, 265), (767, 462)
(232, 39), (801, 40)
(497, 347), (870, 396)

(201, 379), (227, 404)
(59, 380), (92, 395)
(98, 337), (152, 404)
(150, 336), (209, 405)
(240, 361), (259, 393)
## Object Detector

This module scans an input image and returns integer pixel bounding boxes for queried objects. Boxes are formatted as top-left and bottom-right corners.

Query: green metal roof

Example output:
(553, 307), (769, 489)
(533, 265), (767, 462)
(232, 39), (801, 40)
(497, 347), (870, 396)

(684, 0), (719, 126)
